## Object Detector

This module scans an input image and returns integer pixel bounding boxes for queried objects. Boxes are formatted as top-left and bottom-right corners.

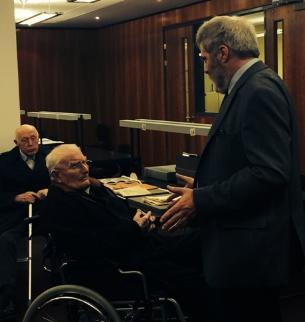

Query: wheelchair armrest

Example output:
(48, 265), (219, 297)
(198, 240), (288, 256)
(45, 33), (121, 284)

(118, 268), (149, 301)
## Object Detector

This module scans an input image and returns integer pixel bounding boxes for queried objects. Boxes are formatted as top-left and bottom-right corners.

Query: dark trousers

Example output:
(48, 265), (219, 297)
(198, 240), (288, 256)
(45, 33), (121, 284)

(0, 224), (25, 301)
(203, 287), (283, 322)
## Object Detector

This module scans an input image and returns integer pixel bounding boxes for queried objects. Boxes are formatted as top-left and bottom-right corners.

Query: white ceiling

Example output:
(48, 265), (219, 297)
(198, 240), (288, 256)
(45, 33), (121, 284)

(14, 0), (204, 28)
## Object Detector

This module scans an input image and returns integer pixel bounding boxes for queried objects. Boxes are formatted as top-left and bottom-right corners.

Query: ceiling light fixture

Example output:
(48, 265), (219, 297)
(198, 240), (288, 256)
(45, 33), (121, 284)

(18, 12), (61, 26)
(16, 0), (62, 26)
(67, 0), (101, 3)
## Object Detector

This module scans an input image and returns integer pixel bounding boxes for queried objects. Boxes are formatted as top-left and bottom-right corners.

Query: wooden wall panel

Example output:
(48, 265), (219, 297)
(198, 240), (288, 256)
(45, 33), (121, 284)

(96, 16), (168, 167)
(265, 5), (305, 174)
(17, 0), (272, 168)
(292, 9), (305, 174)
(95, 0), (272, 167)
(17, 29), (99, 145)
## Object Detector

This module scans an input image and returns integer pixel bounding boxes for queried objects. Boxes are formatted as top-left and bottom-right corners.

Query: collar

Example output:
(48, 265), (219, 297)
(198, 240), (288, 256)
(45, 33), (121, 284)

(227, 58), (260, 94)
(19, 149), (36, 161)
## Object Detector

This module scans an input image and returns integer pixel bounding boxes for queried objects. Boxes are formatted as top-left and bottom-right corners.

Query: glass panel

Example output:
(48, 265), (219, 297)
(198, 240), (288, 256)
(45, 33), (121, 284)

(183, 37), (191, 121)
(276, 20), (283, 78)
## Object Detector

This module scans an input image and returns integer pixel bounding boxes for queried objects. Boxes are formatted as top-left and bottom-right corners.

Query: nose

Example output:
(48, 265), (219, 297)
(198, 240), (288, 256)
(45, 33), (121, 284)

(80, 161), (89, 172)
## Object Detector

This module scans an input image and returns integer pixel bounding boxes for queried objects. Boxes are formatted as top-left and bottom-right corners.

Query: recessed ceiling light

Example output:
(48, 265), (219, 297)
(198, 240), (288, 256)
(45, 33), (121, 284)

(95, 16), (100, 20)
(67, 0), (101, 3)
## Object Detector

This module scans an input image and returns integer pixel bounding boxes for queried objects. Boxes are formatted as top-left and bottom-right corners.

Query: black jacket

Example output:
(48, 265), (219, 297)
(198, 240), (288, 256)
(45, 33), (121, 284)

(0, 146), (50, 233)
(193, 61), (305, 287)
(40, 184), (202, 273)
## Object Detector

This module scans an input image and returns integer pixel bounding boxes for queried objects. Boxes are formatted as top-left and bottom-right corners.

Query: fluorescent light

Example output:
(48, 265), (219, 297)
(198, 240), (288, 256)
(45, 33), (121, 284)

(67, 0), (100, 3)
(15, 8), (40, 23)
(18, 12), (61, 26)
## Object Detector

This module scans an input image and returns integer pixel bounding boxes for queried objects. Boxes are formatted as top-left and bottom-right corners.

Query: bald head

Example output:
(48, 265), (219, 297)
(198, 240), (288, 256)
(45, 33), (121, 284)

(14, 124), (39, 156)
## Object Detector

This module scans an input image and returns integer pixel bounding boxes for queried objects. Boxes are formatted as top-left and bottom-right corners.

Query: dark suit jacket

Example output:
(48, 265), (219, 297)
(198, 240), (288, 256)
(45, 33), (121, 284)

(40, 184), (202, 274)
(41, 184), (203, 310)
(0, 146), (50, 233)
(40, 184), (144, 264)
(193, 61), (305, 288)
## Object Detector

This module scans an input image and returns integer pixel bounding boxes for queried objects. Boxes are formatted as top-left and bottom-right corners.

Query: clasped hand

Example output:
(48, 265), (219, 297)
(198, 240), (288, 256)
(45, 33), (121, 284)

(133, 209), (157, 231)
(15, 188), (48, 204)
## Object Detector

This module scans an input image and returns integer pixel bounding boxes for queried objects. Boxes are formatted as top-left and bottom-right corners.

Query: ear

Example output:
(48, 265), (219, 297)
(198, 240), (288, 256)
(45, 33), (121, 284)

(14, 139), (18, 145)
(217, 45), (230, 63)
(50, 170), (62, 183)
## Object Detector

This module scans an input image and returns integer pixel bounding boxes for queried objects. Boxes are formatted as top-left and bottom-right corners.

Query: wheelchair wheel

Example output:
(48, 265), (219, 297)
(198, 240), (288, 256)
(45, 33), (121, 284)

(23, 284), (121, 322)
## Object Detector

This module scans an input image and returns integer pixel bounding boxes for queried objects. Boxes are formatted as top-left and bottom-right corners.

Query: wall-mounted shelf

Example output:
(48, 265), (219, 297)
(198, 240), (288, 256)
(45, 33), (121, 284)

(27, 111), (91, 121)
(27, 111), (92, 150)
(119, 119), (211, 136)
(119, 119), (212, 166)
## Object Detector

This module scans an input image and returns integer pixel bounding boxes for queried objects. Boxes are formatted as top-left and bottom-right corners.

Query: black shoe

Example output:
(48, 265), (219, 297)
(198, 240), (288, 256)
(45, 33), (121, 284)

(0, 300), (16, 321)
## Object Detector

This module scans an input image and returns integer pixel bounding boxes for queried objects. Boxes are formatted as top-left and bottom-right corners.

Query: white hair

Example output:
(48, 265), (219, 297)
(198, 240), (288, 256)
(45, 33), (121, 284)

(46, 144), (81, 173)
(196, 15), (259, 58)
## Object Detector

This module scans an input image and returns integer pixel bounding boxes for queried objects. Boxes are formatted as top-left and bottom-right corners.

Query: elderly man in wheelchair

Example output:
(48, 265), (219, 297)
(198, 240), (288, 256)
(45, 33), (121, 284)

(24, 144), (203, 322)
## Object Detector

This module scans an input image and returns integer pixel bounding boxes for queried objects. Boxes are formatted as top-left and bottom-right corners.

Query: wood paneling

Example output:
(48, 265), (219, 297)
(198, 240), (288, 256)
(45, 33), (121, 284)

(94, 0), (272, 167)
(17, 29), (99, 145)
(266, 5), (305, 173)
(17, 0), (276, 169)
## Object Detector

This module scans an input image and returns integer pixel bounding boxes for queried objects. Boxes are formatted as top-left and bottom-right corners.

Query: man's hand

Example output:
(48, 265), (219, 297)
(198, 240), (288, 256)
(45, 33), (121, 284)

(176, 173), (194, 188)
(160, 185), (196, 231)
(133, 209), (157, 231)
(167, 173), (194, 202)
(37, 188), (48, 199)
(14, 191), (40, 204)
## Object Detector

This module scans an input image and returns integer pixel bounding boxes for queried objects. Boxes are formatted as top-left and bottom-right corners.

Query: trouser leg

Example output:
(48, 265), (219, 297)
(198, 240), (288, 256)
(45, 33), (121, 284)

(204, 287), (283, 322)
(0, 226), (24, 303)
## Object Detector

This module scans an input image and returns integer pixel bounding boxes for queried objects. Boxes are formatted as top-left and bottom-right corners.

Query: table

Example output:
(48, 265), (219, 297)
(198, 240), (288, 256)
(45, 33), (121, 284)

(127, 194), (171, 216)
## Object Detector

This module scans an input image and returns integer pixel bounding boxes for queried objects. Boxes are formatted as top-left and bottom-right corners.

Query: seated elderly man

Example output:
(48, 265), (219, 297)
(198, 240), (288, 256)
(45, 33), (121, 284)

(41, 144), (203, 321)
(0, 124), (50, 319)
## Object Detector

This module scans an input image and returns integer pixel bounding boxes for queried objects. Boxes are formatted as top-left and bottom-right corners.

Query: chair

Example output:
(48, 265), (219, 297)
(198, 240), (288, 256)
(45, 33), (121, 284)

(22, 230), (187, 322)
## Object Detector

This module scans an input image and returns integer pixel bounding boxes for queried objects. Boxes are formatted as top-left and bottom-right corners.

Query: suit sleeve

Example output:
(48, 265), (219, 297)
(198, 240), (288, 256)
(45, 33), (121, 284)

(193, 80), (292, 216)
(0, 161), (19, 210)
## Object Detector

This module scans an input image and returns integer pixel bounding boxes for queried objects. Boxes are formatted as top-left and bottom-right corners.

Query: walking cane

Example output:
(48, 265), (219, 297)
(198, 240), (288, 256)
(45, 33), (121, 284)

(27, 203), (33, 305)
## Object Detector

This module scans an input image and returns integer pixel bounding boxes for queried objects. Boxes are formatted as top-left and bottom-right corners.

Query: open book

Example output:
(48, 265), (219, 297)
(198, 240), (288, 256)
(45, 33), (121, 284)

(115, 186), (153, 197)
(100, 176), (158, 197)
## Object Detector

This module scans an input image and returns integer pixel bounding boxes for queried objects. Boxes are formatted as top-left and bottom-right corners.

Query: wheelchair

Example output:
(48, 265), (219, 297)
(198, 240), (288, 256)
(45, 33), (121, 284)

(22, 213), (188, 322)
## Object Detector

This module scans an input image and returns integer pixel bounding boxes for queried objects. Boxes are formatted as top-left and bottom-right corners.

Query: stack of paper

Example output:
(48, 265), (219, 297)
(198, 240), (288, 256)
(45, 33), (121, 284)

(115, 186), (152, 197)
(144, 193), (173, 206)
(100, 176), (139, 185)
(100, 176), (157, 196)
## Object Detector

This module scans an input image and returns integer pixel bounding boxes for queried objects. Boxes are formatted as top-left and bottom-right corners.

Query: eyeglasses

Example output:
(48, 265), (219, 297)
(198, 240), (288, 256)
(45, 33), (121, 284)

(53, 159), (92, 172)
(67, 159), (92, 170)
(20, 136), (39, 145)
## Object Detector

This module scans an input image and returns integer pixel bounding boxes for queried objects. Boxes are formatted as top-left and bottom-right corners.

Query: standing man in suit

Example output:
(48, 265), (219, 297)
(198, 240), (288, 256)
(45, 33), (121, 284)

(160, 16), (305, 322)
(0, 124), (50, 319)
